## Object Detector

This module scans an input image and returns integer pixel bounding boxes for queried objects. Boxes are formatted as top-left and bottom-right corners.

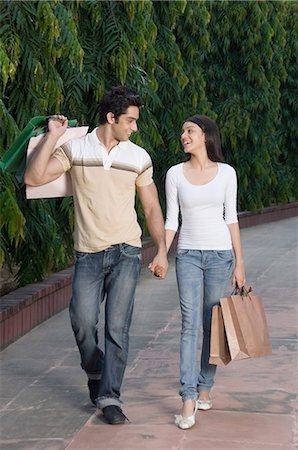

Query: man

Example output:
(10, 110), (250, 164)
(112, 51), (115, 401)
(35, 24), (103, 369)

(24, 86), (168, 424)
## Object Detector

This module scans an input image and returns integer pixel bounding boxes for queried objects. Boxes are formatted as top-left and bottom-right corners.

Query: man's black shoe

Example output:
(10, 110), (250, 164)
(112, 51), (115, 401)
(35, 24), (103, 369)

(102, 405), (129, 424)
(87, 379), (100, 406)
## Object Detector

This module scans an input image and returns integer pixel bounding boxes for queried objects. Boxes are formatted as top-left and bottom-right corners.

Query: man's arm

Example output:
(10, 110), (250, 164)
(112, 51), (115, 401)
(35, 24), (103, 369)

(24, 115), (68, 186)
(137, 182), (168, 279)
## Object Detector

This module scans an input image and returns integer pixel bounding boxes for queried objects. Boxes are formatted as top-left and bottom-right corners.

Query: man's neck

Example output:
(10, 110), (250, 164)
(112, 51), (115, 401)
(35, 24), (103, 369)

(96, 126), (119, 152)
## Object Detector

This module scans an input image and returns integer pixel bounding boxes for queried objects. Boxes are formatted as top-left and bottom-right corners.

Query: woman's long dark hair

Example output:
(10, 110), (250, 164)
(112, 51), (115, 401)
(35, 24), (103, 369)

(184, 115), (224, 162)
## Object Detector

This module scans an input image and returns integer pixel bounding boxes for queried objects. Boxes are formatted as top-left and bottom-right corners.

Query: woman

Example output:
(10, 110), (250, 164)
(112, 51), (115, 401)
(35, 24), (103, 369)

(165, 115), (245, 429)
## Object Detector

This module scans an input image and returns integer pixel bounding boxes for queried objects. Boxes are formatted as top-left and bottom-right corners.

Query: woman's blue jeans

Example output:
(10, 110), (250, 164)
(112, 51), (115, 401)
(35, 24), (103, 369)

(69, 243), (141, 409)
(176, 249), (234, 401)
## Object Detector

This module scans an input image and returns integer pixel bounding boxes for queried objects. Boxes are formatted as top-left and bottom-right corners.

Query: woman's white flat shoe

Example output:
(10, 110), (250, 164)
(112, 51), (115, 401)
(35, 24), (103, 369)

(174, 401), (198, 429)
(197, 398), (212, 410)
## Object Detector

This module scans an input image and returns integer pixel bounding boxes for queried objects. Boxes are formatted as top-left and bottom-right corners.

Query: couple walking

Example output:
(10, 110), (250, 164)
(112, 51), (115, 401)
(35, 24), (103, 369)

(24, 86), (245, 429)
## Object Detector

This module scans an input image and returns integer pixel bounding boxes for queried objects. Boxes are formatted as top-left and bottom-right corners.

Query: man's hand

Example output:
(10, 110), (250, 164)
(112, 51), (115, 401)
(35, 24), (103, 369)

(148, 251), (168, 279)
(48, 115), (68, 138)
(24, 114), (67, 186)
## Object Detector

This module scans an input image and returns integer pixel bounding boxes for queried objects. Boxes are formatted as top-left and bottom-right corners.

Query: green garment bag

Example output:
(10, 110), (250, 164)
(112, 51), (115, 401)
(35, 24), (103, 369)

(0, 116), (78, 181)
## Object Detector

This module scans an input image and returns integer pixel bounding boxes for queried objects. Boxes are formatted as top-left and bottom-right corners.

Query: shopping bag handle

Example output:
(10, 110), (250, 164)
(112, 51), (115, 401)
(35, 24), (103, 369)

(0, 116), (78, 176)
(32, 116), (78, 137)
(232, 284), (253, 297)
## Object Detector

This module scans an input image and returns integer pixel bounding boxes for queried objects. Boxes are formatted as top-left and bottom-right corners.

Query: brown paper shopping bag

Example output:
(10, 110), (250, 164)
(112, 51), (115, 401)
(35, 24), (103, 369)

(26, 126), (89, 199)
(209, 305), (231, 366)
(220, 286), (272, 361)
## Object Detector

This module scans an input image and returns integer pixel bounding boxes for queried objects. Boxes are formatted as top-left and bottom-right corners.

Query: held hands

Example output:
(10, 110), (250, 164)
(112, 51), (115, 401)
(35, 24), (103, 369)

(148, 252), (168, 279)
(48, 115), (68, 138)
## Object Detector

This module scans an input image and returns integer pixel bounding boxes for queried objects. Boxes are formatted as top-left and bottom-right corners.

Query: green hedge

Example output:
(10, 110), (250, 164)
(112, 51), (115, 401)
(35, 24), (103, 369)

(0, 0), (297, 286)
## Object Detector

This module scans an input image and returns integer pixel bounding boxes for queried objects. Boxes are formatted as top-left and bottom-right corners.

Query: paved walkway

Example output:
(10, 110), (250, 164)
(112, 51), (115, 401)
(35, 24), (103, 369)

(0, 217), (297, 450)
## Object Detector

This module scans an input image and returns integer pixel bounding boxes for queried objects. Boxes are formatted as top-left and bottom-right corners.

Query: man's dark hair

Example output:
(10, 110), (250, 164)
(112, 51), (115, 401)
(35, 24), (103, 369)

(184, 115), (224, 162)
(99, 86), (143, 124)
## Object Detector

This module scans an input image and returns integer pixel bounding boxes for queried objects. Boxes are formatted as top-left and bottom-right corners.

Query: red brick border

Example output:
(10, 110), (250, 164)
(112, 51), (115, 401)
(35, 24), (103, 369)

(1, 203), (297, 350)
(0, 268), (73, 349)
(238, 203), (298, 228)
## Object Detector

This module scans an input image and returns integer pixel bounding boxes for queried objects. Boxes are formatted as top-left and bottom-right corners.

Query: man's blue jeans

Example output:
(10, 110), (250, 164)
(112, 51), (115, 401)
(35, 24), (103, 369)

(69, 244), (141, 409)
(176, 249), (234, 401)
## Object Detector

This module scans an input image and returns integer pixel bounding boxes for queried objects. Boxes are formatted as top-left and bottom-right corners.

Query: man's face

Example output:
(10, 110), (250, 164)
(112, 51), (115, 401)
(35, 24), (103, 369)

(111, 106), (139, 141)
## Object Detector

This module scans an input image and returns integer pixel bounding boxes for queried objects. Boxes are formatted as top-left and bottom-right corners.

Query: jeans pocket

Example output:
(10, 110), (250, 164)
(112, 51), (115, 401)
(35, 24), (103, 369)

(120, 244), (142, 260)
(176, 249), (190, 257)
(75, 251), (90, 262)
(215, 250), (234, 261)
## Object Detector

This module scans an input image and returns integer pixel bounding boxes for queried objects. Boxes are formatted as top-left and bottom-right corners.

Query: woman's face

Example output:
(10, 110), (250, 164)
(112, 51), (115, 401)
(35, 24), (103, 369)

(181, 121), (205, 154)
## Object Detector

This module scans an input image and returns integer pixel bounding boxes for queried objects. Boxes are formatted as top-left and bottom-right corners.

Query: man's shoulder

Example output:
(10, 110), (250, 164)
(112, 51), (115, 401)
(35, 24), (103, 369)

(120, 140), (151, 163)
(125, 139), (148, 153)
(70, 128), (95, 147)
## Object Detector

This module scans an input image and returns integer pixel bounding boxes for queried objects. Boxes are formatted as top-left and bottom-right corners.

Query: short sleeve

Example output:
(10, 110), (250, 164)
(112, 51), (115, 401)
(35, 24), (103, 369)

(52, 141), (72, 172)
(135, 162), (153, 187)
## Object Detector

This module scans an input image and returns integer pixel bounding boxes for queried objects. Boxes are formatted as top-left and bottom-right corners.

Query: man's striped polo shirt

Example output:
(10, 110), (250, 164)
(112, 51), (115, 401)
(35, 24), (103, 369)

(53, 128), (153, 252)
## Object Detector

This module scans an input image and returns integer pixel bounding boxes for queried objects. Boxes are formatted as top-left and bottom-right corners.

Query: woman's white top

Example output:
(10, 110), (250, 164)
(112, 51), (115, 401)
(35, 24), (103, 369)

(165, 162), (238, 250)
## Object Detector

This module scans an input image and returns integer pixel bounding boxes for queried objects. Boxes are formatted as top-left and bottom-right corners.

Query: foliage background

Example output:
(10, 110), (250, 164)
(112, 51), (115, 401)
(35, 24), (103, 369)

(0, 0), (297, 288)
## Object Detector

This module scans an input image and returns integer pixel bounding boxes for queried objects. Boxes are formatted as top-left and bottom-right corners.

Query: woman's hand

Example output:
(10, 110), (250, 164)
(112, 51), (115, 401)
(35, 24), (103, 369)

(232, 263), (246, 288)
(148, 251), (168, 279)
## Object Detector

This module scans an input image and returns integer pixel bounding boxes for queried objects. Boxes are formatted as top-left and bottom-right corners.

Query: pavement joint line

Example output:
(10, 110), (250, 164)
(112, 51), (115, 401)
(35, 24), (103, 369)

(127, 308), (180, 375)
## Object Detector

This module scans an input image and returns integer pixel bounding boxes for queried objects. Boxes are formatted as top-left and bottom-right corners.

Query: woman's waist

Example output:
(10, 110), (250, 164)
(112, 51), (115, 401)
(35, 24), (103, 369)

(178, 225), (231, 250)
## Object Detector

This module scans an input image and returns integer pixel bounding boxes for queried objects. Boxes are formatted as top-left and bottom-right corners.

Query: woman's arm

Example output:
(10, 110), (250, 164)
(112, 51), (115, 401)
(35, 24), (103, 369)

(225, 167), (245, 287)
(165, 167), (180, 253)
(165, 229), (177, 253)
(227, 222), (246, 288)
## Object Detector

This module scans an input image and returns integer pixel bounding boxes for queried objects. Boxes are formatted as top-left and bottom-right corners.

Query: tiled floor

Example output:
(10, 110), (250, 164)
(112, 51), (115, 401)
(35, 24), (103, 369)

(1, 217), (297, 450)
